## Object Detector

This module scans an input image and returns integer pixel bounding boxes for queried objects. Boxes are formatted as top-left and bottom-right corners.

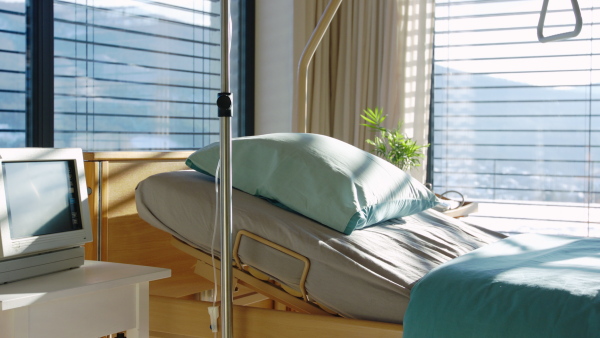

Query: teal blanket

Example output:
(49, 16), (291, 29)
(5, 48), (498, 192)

(404, 234), (600, 338)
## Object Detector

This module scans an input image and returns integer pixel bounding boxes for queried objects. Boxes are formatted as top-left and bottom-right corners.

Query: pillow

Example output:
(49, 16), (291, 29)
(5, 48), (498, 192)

(186, 133), (438, 235)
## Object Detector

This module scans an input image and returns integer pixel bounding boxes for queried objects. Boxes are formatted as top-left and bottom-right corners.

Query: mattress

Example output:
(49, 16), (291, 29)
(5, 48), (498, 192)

(135, 170), (504, 323)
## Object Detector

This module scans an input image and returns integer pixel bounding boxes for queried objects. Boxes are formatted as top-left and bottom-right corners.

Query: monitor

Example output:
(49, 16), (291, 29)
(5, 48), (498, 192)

(0, 148), (92, 283)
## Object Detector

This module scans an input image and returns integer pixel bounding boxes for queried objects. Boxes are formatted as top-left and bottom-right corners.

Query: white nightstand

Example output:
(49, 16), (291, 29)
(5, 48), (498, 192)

(0, 260), (170, 338)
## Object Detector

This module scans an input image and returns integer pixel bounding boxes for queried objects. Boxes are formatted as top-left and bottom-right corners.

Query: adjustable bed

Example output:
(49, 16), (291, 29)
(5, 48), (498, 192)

(136, 169), (503, 324)
(135, 133), (600, 337)
(133, 132), (506, 336)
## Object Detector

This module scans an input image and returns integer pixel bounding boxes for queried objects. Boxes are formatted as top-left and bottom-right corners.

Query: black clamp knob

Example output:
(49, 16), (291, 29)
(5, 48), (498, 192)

(217, 92), (232, 117)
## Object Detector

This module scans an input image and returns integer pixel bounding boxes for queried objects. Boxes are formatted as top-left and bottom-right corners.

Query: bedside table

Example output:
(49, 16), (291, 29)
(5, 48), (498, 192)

(0, 260), (170, 338)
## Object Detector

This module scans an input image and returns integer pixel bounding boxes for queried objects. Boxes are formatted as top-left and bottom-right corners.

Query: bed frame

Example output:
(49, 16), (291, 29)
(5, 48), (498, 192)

(150, 236), (404, 337)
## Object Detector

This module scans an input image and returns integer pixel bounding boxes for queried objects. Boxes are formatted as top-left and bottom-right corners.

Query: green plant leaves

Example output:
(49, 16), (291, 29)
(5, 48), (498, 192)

(360, 107), (387, 132)
(360, 108), (429, 171)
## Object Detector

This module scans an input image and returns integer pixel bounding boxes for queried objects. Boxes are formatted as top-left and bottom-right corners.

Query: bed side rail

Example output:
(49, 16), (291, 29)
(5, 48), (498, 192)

(170, 236), (329, 316)
(233, 229), (310, 301)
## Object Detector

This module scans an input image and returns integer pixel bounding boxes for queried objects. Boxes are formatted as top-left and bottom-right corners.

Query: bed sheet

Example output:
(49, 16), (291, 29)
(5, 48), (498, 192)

(135, 170), (504, 323)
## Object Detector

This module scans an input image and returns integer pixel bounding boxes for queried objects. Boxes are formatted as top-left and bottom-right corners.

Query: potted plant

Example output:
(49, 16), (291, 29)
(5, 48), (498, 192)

(360, 107), (429, 172)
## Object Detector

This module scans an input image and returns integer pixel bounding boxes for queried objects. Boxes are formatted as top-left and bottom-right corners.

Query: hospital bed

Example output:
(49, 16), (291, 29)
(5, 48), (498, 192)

(136, 174), (505, 337)
(135, 133), (600, 337)
(136, 169), (503, 321)
(134, 132), (507, 336)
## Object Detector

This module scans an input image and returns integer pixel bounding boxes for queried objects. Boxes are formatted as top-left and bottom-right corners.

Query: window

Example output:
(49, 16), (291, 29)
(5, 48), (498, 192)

(431, 0), (599, 237)
(0, 0), (253, 151)
(0, 1), (26, 147)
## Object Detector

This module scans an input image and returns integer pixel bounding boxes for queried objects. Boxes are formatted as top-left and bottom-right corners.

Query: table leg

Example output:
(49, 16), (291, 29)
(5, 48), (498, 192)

(126, 281), (150, 338)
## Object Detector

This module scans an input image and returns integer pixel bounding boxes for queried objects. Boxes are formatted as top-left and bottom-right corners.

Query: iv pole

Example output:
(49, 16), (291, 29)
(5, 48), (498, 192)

(216, 0), (233, 336)
(216, 1), (342, 335)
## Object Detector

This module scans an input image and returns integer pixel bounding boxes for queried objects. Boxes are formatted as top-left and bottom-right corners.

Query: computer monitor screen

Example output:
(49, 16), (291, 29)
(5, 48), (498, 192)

(3, 161), (83, 239)
(0, 148), (92, 260)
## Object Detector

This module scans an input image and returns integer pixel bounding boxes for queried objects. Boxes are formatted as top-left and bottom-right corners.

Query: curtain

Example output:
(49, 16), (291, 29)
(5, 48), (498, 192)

(303, 0), (435, 181)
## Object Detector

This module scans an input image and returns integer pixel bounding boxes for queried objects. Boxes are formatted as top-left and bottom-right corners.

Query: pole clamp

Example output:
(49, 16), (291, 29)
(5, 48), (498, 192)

(217, 92), (232, 117)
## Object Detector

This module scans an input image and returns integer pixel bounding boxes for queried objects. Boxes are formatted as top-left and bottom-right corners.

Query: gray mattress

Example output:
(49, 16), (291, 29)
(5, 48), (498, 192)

(135, 170), (504, 324)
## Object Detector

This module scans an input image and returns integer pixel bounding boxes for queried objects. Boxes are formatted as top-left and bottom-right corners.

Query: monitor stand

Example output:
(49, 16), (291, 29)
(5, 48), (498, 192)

(0, 246), (84, 284)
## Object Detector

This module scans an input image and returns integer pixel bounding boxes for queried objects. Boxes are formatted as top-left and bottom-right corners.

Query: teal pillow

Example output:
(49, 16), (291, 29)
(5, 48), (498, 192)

(186, 133), (438, 235)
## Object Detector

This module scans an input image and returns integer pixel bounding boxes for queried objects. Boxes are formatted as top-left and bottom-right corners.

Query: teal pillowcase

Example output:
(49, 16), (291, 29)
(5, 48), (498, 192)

(186, 133), (438, 235)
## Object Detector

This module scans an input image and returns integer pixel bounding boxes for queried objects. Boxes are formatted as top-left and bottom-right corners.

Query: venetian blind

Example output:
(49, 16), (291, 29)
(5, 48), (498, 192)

(54, 0), (225, 150)
(432, 0), (599, 236)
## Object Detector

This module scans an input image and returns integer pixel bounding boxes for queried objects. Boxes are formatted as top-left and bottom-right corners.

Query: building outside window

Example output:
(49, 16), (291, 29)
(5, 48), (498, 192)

(0, 0), (251, 151)
(431, 0), (599, 237)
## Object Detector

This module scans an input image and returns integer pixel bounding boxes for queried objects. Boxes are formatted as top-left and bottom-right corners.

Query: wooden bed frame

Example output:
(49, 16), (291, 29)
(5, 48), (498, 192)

(83, 152), (403, 337)
(153, 237), (404, 337)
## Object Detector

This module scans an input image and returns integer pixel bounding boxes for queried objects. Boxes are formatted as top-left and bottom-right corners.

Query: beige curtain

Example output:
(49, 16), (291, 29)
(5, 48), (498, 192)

(303, 0), (435, 181)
